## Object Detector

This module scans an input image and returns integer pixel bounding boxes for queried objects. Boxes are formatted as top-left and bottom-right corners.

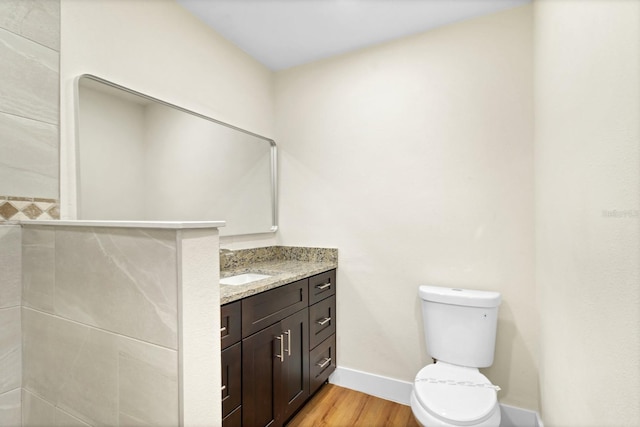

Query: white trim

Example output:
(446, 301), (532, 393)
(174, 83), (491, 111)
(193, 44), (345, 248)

(500, 403), (543, 427)
(329, 366), (544, 427)
(329, 366), (413, 405)
(21, 219), (225, 229)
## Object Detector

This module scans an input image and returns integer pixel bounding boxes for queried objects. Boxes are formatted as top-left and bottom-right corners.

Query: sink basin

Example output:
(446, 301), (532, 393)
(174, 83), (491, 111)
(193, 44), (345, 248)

(220, 273), (271, 286)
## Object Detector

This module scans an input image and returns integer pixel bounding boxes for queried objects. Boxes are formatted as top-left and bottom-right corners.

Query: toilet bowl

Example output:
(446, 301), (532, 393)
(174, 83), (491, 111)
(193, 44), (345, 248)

(410, 363), (500, 427)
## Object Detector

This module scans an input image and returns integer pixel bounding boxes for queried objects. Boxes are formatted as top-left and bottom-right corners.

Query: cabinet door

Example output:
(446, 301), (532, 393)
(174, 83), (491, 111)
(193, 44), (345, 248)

(277, 308), (310, 424)
(242, 322), (283, 427)
(309, 270), (336, 305)
(221, 301), (241, 350)
(309, 334), (336, 395)
(221, 342), (242, 418)
(309, 295), (336, 349)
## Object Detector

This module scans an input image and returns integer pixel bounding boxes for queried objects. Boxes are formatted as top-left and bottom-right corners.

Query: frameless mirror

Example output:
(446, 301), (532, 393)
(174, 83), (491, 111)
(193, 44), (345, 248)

(75, 75), (277, 236)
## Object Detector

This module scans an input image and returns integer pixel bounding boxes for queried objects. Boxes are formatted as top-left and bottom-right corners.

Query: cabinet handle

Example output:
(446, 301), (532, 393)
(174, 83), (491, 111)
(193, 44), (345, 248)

(284, 330), (292, 356)
(317, 357), (332, 368)
(275, 334), (284, 362)
(317, 317), (331, 326)
(221, 385), (227, 391)
(220, 326), (227, 333)
(316, 282), (331, 290)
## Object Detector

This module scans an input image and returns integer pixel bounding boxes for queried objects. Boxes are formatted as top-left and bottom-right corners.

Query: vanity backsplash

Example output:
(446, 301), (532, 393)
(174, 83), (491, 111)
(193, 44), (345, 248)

(220, 246), (338, 271)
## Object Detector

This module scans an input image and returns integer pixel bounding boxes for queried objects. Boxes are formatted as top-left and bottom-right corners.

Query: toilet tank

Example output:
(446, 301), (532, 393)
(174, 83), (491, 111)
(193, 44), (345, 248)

(419, 286), (501, 368)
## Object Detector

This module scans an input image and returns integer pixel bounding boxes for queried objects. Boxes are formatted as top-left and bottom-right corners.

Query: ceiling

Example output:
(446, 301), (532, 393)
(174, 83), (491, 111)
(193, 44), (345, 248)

(177, 0), (531, 71)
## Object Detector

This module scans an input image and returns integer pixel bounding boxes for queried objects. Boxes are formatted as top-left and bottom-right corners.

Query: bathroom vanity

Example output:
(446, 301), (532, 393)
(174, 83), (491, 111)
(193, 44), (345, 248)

(219, 247), (337, 427)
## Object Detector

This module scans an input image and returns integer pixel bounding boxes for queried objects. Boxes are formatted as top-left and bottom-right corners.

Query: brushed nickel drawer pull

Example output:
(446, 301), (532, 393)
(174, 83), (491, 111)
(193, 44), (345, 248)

(221, 385), (227, 391)
(317, 317), (331, 326)
(284, 330), (292, 356)
(316, 282), (331, 290)
(220, 326), (227, 333)
(317, 357), (332, 368)
(275, 335), (284, 362)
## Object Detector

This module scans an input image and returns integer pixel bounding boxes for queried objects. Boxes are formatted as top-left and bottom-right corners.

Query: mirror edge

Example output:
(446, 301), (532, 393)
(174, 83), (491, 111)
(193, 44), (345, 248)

(73, 73), (279, 235)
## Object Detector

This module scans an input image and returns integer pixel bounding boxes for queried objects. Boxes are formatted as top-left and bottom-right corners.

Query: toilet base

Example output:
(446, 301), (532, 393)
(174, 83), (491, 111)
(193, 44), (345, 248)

(410, 390), (501, 427)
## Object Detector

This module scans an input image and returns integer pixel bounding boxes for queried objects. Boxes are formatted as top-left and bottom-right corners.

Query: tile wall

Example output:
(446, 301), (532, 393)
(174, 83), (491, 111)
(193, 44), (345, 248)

(0, 225), (22, 425)
(20, 225), (181, 426)
(0, 1), (60, 423)
(0, 0), (60, 220)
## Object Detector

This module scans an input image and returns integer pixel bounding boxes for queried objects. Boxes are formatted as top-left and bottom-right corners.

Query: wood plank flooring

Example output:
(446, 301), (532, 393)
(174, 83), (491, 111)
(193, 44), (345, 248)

(286, 384), (420, 427)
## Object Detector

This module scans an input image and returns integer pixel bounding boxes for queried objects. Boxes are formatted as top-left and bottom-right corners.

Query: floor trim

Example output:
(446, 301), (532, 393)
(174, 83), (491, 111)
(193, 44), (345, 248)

(329, 366), (543, 427)
(329, 366), (413, 405)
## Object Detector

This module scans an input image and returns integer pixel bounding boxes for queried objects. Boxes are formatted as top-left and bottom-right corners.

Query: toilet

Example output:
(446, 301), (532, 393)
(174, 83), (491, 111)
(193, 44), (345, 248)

(410, 286), (502, 427)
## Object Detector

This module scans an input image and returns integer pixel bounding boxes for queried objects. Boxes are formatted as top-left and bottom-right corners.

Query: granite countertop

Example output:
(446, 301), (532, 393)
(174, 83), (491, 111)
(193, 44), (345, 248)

(220, 246), (338, 304)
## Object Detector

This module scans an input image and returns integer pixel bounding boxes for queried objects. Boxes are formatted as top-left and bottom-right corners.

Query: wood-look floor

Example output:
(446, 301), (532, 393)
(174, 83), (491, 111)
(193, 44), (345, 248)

(286, 384), (420, 427)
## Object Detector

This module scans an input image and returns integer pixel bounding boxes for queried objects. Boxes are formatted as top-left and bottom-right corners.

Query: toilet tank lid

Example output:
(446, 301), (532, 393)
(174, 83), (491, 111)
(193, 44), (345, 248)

(419, 286), (501, 308)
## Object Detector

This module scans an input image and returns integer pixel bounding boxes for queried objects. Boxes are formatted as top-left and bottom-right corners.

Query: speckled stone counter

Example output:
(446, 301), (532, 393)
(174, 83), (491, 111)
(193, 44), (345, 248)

(220, 246), (338, 304)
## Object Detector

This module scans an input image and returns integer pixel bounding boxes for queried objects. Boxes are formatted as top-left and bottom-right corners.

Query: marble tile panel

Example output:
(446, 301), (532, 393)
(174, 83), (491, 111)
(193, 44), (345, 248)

(0, 112), (59, 199)
(22, 389), (55, 426)
(54, 227), (178, 348)
(0, 388), (21, 427)
(22, 308), (119, 426)
(0, 307), (21, 395)
(0, 225), (21, 308)
(22, 226), (55, 313)
(0, 27), (59, 125)
(0, 0), (60, 51)
(118, 337), (179, 426)
(55, 408), (92, 427)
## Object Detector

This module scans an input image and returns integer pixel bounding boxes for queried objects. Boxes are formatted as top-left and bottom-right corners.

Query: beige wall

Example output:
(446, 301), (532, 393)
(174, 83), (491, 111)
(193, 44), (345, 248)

(60, 0), (277, 248)
(275, 5), (537, 410)
(535, 0), (640, 425)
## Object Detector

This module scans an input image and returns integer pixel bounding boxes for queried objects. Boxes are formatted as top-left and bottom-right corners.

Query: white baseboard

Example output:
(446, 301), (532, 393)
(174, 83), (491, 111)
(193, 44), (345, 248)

(329, 366), (543, 427)
(500, 403), (544, 427)
(329, 366), (413, 405)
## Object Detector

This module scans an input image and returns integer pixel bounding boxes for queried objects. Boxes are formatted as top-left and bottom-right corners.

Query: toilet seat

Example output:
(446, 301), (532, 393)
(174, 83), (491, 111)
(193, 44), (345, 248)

(413, 363), (498, 426)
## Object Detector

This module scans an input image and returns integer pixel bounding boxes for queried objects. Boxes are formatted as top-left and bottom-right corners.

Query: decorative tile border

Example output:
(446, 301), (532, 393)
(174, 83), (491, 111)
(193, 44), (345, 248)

(0, 196), (59, 221)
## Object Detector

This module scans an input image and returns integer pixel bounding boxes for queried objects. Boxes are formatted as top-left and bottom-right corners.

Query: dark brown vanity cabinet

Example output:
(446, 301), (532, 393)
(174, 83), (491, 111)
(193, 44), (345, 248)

(242, 308), (309, 427)
(220, 270), (337, 427)
(221, 301), (243, 427)
(307, 270), (337, 395)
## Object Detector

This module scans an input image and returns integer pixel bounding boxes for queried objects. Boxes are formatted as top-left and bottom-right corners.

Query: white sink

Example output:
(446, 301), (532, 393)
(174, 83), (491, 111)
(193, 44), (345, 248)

(220, 273), (271, 286)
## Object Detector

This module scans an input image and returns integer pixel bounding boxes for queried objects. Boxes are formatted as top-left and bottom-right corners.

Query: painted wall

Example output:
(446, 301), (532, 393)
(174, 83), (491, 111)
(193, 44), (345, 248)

(60, 0), (277, 247)
(275, 5), (537, 411)
(535, 0), (640, 425)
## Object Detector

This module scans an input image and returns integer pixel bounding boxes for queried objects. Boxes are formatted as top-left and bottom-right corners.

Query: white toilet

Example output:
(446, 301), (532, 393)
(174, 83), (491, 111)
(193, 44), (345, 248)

(410, 286), (502, 427)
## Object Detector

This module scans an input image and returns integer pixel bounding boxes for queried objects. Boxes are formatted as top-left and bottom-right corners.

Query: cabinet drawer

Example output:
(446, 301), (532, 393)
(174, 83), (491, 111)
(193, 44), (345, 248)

(309, 295), (336, 349)
(309, 270), (336, 305)
(309, 334), (336, 395)
(221, 301), (241, 350)
(221, 342), (242, 418)
(242, 279), (309, 338)
(222, 405), (242, 427)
